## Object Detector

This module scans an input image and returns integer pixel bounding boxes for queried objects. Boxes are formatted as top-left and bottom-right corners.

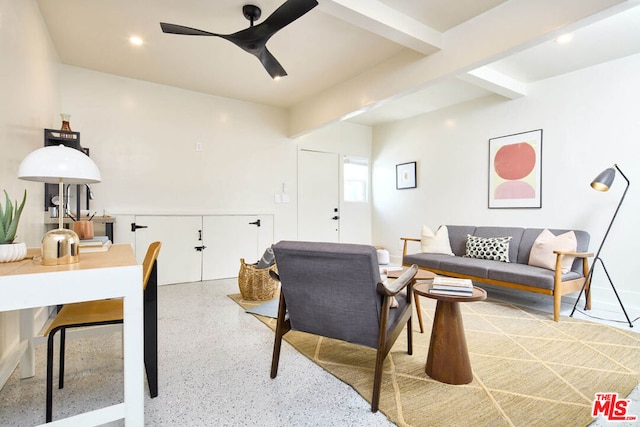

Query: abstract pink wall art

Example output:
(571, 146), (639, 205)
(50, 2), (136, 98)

(489, 130), (542, 208)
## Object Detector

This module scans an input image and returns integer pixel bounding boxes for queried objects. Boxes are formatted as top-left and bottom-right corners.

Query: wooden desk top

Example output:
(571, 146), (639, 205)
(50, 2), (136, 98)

(0, 244), (137, 277)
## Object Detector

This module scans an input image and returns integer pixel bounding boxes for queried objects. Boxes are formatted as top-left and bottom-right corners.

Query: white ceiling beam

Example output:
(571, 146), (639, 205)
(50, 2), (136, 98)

(459, 67), (528, 99)
(318, 0), (442, 55)
(289, 0), (628, 137)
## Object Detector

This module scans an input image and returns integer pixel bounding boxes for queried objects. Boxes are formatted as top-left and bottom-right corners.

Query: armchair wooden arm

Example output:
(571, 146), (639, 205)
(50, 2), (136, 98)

(400, 237), (420, 258)
(552, 250), (594, 318)
(377, 264), (418, 296)
(553, 251), (594, 258)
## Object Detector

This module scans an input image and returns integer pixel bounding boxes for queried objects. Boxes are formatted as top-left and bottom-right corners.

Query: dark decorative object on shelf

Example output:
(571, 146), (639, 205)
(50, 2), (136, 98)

(43, 128), (90, 218)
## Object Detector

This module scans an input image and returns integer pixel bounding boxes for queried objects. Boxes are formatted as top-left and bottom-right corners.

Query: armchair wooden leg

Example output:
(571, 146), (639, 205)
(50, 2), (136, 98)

(270, 333), (283, 379)
(553, 292), (561, 322)
(406, 317), (413, 356)
(413, 291), (424, 333)
(271, 292), (289, 379)
(371, 347), (385, 412)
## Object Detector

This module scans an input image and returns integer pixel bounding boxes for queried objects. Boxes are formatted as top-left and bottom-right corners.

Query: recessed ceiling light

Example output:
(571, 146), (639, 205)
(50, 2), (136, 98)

(129, 36), (144, 46)
(555, 33), (574, 44)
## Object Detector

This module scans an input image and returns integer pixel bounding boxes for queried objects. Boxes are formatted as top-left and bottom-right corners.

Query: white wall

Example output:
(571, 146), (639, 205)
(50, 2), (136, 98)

(297, 122), (373, 244)
(0, 0), (61, 387)
(59, 66), (299, 244)
(372, 53), (640, 314)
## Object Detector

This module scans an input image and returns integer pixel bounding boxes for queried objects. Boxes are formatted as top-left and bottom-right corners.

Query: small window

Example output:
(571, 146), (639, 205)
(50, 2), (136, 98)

(344, 156), (368, 202)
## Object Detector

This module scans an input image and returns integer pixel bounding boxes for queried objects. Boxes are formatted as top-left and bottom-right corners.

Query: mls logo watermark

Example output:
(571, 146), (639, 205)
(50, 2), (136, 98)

(592, 392), (638, 422)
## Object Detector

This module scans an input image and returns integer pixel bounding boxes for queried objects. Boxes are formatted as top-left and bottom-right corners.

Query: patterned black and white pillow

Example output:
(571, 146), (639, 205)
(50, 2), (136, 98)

(465, 235), (512, 262)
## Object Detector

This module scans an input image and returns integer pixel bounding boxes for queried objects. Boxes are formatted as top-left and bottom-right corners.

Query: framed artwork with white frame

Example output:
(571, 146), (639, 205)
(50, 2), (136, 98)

(488, 129), (542, 208)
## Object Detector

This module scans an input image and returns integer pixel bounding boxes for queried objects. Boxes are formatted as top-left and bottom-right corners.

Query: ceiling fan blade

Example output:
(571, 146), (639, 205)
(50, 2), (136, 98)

(258, 0), (318, 36)
(257, 47), (288, 79)
(160, 0), (318, 78)
(160, 22), (218, 37)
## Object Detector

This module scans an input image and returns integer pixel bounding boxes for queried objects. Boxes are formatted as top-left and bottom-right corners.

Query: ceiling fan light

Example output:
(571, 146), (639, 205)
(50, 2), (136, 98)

(555, 33), (574, 44)
(129, 36), (144, 46)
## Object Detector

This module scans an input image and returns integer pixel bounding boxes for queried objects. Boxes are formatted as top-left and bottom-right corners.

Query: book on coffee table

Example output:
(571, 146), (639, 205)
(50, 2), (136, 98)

(429, 287), (473, 297)
(430, 276), (473, 295)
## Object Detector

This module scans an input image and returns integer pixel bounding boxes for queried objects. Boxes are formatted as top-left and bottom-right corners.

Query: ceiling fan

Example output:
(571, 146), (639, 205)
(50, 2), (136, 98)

(160, 0), (319, 79)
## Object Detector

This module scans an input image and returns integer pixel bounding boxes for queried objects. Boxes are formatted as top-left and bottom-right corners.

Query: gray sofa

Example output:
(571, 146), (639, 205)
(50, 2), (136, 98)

(402, 225), (593, 321)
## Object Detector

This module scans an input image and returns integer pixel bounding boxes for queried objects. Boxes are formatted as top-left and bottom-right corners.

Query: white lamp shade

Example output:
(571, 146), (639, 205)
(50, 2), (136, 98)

(18, 145), (101, 184)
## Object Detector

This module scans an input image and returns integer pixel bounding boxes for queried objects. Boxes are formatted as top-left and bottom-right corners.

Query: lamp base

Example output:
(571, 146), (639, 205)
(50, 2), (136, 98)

(42, 229), (80, 266)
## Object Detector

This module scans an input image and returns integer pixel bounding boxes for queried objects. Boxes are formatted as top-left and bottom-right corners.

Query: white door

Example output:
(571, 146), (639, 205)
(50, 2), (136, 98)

(298, 150), (340, 242)
(202, 215), (262, 280)
(133, 215), (203, 285)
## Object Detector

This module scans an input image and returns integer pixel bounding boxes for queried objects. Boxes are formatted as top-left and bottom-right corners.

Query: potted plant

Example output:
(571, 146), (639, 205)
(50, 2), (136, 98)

(0, 189), (27, 262)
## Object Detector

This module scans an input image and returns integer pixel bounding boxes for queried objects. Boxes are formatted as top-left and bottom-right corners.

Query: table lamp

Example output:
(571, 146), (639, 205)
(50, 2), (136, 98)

(18, 145), (101, 265)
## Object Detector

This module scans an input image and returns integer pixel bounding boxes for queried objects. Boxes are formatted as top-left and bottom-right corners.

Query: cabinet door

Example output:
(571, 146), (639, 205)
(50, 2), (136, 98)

(202, 215), (265, 280)
(134, 215), (202, 285)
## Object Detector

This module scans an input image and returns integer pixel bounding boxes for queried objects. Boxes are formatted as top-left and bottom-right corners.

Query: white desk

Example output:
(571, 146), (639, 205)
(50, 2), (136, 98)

(0, 244), (143, 426)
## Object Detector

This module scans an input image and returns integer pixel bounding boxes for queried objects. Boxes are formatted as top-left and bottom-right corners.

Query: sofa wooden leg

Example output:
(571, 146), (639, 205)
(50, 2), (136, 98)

(553, 292), (561, 322)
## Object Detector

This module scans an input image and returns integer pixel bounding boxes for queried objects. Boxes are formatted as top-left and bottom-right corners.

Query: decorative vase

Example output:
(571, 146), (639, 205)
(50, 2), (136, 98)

(73, 221), (94, 240)
(0, 242), (27, 263)
(60, 113), (72, 131)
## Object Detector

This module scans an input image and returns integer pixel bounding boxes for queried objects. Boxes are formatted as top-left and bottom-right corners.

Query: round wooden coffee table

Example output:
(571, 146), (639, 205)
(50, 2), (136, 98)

(385, 267), (435, 333)
(414, 282), (487, 385)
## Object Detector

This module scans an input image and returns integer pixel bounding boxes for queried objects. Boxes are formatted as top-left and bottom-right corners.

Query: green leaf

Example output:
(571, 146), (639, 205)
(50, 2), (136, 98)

(0, 189), (26, 244)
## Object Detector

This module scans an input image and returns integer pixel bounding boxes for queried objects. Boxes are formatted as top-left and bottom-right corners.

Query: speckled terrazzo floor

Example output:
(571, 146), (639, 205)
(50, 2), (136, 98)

(0, 279), (394, 426)
(0, 279), (637, 426)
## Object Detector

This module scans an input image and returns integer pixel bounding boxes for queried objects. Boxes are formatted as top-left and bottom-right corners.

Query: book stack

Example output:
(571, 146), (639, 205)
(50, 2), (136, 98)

(79, 235), (112, 253)
(429, 276), (473, 296)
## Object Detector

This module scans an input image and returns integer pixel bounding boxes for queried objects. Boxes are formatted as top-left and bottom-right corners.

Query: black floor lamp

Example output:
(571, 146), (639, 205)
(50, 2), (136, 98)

(570, 164), (633, 327)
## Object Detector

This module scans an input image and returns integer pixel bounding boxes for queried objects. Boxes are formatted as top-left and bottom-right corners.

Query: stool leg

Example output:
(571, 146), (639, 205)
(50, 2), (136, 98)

(46, 331), (56, 423)
(58, 328), (66, 389)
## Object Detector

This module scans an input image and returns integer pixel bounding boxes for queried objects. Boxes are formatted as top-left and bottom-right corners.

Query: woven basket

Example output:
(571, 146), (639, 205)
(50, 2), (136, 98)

(238, 258), (279, 301)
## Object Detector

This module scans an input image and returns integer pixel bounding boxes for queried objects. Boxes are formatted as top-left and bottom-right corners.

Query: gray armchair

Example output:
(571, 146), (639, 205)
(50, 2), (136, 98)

(270, 241), (418, 412)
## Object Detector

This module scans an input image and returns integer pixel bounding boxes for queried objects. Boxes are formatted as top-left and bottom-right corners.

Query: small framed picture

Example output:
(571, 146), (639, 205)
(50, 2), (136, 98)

(396, 162), (417, 190)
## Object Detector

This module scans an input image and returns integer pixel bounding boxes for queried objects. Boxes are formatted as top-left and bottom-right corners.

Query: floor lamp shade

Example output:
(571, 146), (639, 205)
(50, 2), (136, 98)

(18, 145), (102, 265)
(591, 166), (616, 191)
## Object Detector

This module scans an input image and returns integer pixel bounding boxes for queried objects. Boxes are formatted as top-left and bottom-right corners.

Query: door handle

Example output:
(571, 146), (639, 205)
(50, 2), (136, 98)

(130, 223), (148, 232)
(194, 245), (207, 252)
(332, 216), (339, 220)
(249, 219), (261, 227)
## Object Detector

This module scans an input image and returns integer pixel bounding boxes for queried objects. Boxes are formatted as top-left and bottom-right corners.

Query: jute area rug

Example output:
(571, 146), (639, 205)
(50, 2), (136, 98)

(229, 293), (640, 427)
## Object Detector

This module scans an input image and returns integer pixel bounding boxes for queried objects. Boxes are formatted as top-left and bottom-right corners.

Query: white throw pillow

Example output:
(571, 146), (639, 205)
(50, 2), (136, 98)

(420, 225), (454, 255)
(528, 229), (577, 274)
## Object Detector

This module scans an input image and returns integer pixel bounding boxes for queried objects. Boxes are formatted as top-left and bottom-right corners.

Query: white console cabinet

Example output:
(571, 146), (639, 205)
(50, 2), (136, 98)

(114, 214), (274, 285)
